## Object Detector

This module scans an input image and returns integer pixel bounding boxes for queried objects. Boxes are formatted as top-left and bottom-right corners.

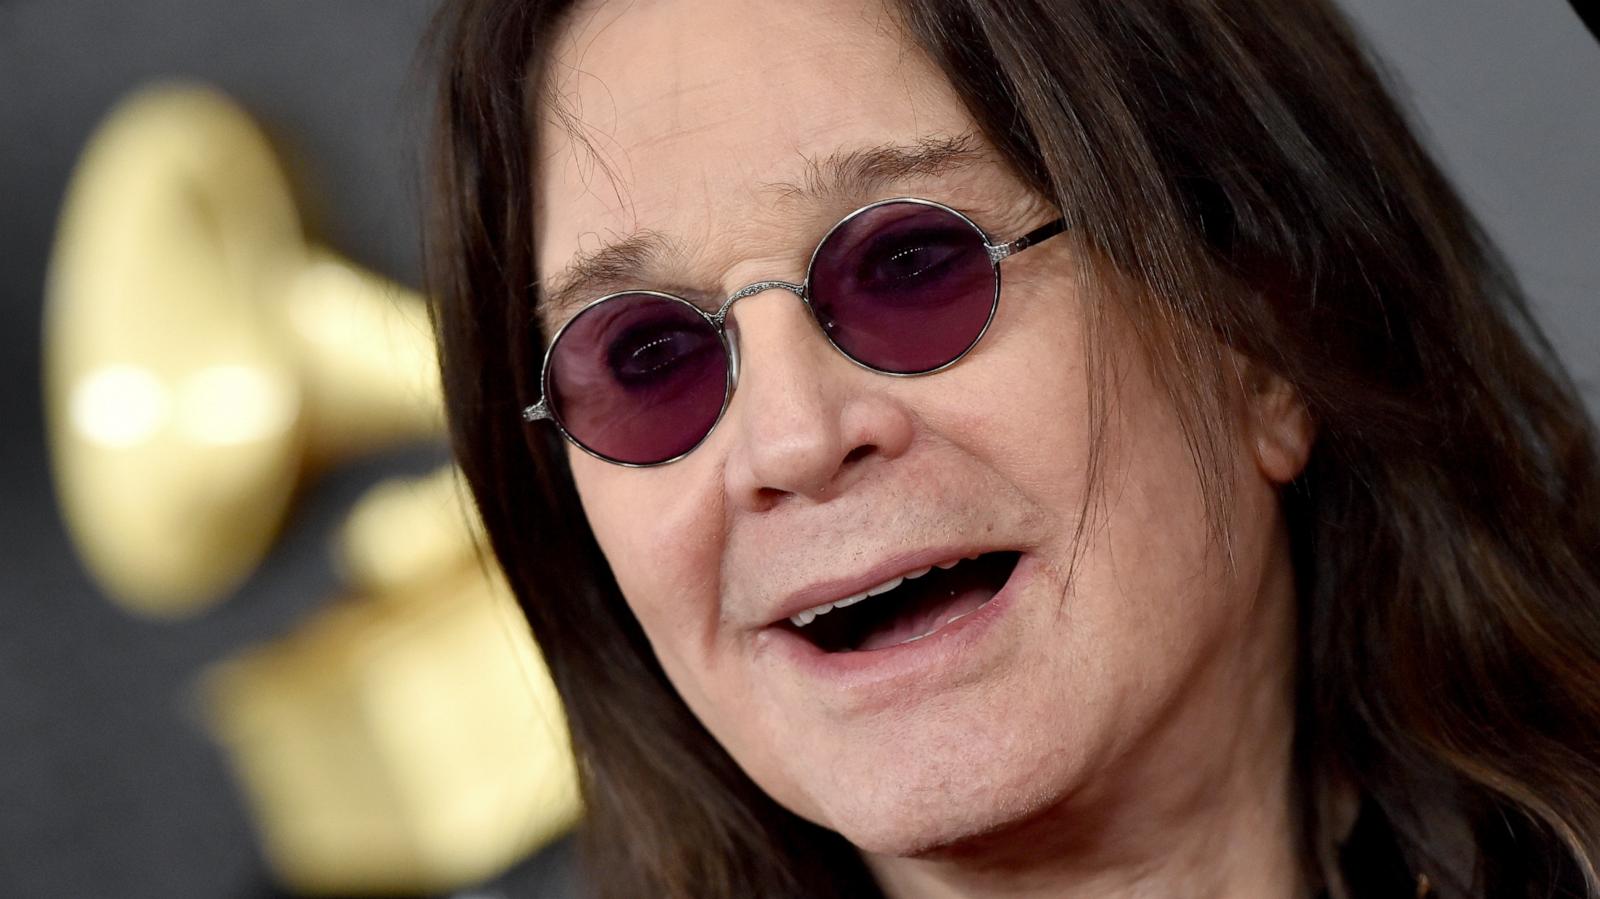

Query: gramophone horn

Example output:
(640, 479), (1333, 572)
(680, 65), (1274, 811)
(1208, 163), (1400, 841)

(44, 84), (442, 616)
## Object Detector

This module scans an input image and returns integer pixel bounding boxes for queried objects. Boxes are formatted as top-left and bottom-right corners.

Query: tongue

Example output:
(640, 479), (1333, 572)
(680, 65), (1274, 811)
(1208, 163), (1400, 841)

(854, 581), (997, 651)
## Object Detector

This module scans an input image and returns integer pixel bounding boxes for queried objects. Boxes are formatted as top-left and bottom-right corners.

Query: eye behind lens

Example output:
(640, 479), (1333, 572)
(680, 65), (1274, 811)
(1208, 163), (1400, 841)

(607, 322), (721, 387)
(854, 232), (971, 294)
(546, 292), (729, 465)
(809, 202), (997, 375)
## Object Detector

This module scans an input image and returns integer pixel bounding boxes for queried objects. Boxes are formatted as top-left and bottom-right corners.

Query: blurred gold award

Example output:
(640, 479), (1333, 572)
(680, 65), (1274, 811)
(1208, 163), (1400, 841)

(44, 85), (578, 894)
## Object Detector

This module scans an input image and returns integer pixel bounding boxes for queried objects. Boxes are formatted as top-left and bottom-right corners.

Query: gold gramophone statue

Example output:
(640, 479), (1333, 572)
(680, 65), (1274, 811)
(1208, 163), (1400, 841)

(44, 84), (579, 895)
(44, 83), (442, 617)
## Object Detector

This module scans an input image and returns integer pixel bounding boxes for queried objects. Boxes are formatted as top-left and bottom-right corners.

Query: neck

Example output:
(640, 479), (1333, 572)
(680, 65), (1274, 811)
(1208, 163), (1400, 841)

(865, 528), (1306, 899)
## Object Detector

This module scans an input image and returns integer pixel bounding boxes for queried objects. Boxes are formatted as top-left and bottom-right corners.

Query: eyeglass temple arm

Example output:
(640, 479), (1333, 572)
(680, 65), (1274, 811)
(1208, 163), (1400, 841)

(987, 218), (1068, 264)
(523, 399), (551, 422)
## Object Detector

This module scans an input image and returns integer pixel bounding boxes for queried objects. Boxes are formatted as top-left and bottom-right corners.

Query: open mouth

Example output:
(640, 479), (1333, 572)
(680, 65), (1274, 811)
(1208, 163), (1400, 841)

(783, 551), (1022, 653)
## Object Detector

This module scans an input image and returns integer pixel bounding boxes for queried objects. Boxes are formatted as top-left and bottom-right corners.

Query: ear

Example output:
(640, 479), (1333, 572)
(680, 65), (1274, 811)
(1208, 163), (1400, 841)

(1235, 355), (1315, 485)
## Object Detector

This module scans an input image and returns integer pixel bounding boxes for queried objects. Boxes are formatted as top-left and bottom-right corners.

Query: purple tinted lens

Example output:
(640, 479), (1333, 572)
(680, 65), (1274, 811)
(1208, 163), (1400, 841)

(545, 293), (728, 464)
(808, 202), (996, 374)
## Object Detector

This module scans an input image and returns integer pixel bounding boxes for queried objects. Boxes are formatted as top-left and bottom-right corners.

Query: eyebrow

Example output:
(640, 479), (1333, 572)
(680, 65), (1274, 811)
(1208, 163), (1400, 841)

(535, 132), (985, 332)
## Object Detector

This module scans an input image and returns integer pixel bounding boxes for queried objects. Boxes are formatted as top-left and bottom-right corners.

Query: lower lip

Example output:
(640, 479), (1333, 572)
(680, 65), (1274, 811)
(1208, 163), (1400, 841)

(759, 552), (1036, 695)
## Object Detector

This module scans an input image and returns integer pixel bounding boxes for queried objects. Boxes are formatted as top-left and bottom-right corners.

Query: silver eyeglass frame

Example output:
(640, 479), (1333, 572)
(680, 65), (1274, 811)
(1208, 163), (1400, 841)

(522, 196), (1068, 467)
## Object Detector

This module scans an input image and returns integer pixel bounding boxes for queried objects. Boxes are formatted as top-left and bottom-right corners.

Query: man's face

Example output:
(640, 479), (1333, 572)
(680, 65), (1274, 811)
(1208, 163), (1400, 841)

(536, 0), (1303, 858)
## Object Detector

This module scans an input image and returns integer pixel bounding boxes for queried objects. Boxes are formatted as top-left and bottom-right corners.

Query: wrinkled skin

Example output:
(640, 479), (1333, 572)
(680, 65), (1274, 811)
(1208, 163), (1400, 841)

(534, 1), (1317, 895)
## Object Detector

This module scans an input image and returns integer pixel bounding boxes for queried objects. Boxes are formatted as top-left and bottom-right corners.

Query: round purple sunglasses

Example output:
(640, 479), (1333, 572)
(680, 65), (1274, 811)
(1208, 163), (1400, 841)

(522, 197), (1067, 467)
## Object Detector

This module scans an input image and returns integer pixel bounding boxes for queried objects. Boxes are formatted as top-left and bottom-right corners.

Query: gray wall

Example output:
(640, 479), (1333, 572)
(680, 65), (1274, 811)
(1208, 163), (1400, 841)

(0, 1), (1595, 896)
(1346, 1), (1599, 403)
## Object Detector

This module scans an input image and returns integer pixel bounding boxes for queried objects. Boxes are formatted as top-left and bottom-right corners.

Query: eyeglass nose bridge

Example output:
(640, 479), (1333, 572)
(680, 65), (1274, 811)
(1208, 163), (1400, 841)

(711, 279), (805, 324)
(710, 280), (805, 404)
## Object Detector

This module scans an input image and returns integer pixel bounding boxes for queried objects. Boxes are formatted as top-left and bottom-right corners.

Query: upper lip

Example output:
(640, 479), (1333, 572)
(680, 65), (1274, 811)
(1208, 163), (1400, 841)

(763, 545), (1006, 628)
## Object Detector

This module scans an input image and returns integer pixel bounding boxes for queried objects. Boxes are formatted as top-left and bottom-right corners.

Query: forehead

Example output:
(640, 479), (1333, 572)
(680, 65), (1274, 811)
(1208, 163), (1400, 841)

(534, 0), (984, 315)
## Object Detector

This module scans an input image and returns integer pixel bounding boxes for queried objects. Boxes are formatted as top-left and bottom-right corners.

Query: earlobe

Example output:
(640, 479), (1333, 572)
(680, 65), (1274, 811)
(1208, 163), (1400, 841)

(1242, 361), (1316, 485)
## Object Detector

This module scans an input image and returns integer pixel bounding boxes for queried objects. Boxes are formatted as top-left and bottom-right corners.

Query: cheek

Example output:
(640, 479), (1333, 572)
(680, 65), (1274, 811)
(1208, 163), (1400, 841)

(569, 449), (728, 654)
(928, 265), (1251, 707)
(926, 265), (1097, 501)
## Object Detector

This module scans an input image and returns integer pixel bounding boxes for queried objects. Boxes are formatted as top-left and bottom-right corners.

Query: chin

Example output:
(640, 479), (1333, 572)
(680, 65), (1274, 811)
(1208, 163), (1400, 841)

(836, 776), (1073, 860)
(798, 714), (1086, 859)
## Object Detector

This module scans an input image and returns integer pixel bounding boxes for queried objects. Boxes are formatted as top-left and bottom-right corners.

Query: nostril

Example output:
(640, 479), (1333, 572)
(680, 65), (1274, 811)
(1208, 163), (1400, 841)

(843, 444), (875, 465)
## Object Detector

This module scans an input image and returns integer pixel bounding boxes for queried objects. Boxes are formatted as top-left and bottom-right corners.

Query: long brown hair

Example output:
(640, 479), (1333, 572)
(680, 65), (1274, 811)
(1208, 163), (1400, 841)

(425, 1), (1600, 896)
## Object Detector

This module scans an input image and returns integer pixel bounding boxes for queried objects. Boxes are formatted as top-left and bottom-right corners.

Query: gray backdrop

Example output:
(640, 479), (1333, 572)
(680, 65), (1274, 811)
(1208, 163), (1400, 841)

(1, 2), (1595, 897)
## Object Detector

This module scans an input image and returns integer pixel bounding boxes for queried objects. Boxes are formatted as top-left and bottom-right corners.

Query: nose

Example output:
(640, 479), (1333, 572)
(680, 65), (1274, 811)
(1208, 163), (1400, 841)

(719, 287), (912, 511)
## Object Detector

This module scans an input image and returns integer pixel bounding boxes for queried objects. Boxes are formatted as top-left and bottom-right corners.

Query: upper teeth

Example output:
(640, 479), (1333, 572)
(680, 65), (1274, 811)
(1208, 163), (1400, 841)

(789, 556), (970, 628)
